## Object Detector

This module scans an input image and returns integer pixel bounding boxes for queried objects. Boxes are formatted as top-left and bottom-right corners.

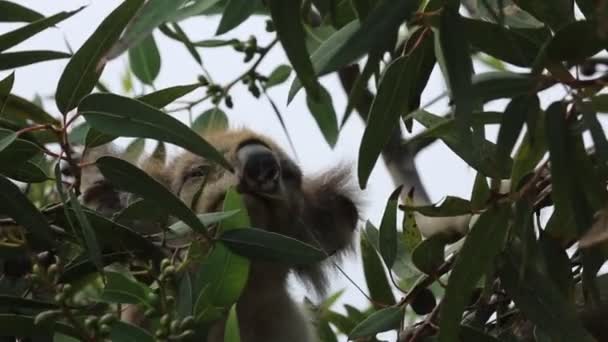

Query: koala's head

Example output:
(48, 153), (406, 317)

(169, 129), (306, 232)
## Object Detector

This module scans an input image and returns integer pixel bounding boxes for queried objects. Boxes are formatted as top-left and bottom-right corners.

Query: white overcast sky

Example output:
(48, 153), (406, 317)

(2, 1), (592, 340)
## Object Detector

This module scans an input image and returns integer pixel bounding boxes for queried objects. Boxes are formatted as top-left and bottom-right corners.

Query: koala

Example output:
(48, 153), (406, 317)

(80, 128), (360, 342)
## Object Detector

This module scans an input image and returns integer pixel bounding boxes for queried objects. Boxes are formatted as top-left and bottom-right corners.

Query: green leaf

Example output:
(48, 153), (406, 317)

(216, 0), (256, 35)
(106, 0), (190, 59)
(463, 17), (545, 67)
(123, 138), (146, 163)
(436, 6), (475, 138)
(0, 160), (48, 183)
(193, 38), (239, 47)
(268, 0), (320, 100)
(1, 94), (58, 125)
(580, 103), (608, 176)
(100, 271), (153, 307)
(68, 189), (103, 275)
(510, 110), (546, 190)
(0, 50), (70, 70)
(547, 20), (607, 62)
(128, 33), (161, 85)
(287, 21), (359, 101)
(265, 64), (292, 89)
(0, 8), (82, 52)
(0, 175), (54, 248)
(378, 186), (401, 269)
(79, 93), (232, 170)
(411, 235), (447, 274)
(512, 0), (574, 30)
(0, 71), (13, 114)
(110, 321), (154, 342)
(95, 156), (209, 235)
(136, 83), (199, 108)
(412, 110), (512, 179)
(361, 223), (396, 307)
(470, 173), (490, 211)
(439, 204), (510, 342)
(169, 210), (240, 236)
(0, 314), (78, 339)
(545, 102), (578, 235)
(224, 304), (241, 342)
(357, 56), (415, 188)
(348, 306), (402, 339)
(192, 107), (229, 135)
(0, 1), (43, 22)
(306, 85), (338, 148)
(194, 189), (250, 320)
(0, 129), (16, 153)
(318, 0), (420, 76)
(0, 129), (40, 166)
(496, 95), (540, 166)
(177, 273), (193, 317)
(471, 72), (542, 104)
(499, 249), (595, 342)
(220, 228), (326, 265)
(55, 0), (145, 114)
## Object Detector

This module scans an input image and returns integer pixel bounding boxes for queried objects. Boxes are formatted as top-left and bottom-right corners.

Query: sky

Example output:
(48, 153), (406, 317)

(1, 1), (590, 340)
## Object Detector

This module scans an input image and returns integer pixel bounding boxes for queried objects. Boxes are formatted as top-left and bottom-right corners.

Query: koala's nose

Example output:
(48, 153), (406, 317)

(236, 143), (281, 193)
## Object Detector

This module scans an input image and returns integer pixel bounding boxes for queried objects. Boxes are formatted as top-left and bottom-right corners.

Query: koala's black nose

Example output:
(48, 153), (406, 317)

(236, 143), (281, 193)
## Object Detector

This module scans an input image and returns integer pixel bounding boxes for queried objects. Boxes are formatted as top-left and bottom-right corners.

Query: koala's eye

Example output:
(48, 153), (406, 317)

(184, 165), (210, 181)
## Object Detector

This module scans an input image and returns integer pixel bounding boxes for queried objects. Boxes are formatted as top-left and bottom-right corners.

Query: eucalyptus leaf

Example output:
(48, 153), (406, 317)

(0, 50), (70, 71)
(221, 228), (326, 265)
(0, 1), (43, 22)
(79, 93), (231, 170)
(55, 0), (144, 114)
(128, 34), (161, 85)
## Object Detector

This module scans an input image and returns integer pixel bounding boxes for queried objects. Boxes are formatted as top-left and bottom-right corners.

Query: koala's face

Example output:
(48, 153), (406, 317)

(170, 129), (304, 232)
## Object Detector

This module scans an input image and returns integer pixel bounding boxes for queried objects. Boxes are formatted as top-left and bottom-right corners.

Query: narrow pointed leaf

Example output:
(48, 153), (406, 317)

(0, 50), (70, 71)
(348, 306), (402, 339)
(499, 251), (595, 342)
(547, 20), (607, 62)
(0, 1), (43, 22)
(55, 0), (145, 114)
(95, 156), (208, 235)
(1, 94), (58, 124)
(306, 85), (338, 148)
(101, 271), (153, 306)
(192, 107), (229, 135)
(68, 189), (103, 275)
(216, 0), (256, 35)
(79, 93), (232, 170)
(439, 204), (510, 342)
(0, 175), (54, 248)
(0, 130), (16, 153)
(224, 304), (241, 342)
(378, 186), (402, 269)
(361, 223), (396, 307)
(128, 34), (161, 85)
(358, 56), (413, 188)
(0, 72), (13, 114)
(436, 6), (475, 137)
(412, 234), (447, 274)
(136, 83), (199, 108)
(265, 64), (292, 89)
(1, 161), (48, 183)
(268, 0), (320, 100)
(220, 228), (326, 265)
(0, 7), (82, 52)
(106, 0), (190, 59)
(496, 95), (540, 165)
(110, 321), (154, 342)
(512, 0), (574, 30)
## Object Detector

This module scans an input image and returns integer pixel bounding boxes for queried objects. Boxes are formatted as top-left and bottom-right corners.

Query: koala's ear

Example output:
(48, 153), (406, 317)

(294, 167), (360, 293)
(303, 167), (359, 253)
